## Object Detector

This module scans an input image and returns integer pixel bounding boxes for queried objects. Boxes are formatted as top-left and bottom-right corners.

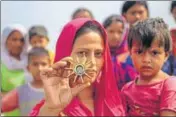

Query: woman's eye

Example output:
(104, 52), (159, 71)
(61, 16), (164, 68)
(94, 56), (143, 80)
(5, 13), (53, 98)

(95, 52), (103, 57)
(77, 51), (86, 57)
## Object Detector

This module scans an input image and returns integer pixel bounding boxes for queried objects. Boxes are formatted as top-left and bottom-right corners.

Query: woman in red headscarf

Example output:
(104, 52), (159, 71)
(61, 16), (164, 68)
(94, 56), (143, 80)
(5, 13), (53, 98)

(29, 18), (125, 116)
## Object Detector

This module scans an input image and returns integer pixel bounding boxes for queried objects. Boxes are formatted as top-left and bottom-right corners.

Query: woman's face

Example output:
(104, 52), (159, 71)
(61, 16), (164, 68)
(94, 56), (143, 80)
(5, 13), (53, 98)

(124, 3), (148, 26)
(6, 30), (25, 58)
(70, 31), (104, 86)
(106, 21), (124, 48)
(172, 7), (176, 21)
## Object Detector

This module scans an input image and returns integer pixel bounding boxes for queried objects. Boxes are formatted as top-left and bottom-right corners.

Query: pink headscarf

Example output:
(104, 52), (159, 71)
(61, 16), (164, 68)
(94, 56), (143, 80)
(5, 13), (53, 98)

(30, 18), (125, 116)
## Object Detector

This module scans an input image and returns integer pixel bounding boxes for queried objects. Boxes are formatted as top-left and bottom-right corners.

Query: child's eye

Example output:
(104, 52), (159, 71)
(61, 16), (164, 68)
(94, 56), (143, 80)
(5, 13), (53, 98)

(109, 30), (115, 34)
(136, 50), (143, 54)
(41, 63), (47, 66)
(152, 51), (160, 56)
(33, 63), (38, 67)
(12, 38), (17, 41)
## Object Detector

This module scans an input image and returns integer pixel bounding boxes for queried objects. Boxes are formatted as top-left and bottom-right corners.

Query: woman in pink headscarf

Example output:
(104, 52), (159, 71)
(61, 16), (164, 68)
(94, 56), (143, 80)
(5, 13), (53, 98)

(29, 18), (125, 116)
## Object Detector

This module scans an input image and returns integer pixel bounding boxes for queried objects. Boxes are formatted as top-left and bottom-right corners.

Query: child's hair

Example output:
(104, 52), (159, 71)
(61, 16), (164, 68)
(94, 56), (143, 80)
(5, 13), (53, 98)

(72, 7), (94, 19)
(103, 14), (124, 29)
(128, 17), (172, 52)
(73, 21), (105, 44)
(171, 1), (176, 13)
(28, 25), (49, 41)
(28, 47), (50, 63)
(121, 1), (149, 16)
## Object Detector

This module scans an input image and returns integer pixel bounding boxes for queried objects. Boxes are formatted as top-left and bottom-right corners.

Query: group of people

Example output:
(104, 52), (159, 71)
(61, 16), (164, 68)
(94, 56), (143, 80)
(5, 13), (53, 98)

(1, 1), (176, 116)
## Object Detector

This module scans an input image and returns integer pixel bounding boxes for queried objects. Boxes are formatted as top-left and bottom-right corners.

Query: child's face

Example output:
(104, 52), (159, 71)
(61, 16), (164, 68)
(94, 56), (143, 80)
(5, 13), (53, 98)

(73, 11), (92, 19)
(27, 55), (50, 81)
(6, 31), (25, 57)
(106, 21), (124, 48)
(30, 35), (48, 48)
(130, 39), (169, 79)
(124, 3), (148, 26)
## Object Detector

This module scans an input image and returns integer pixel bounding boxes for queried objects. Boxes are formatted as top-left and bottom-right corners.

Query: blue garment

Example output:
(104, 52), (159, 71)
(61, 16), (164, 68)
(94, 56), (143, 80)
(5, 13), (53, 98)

(162, 55), (176, 75)
(17, 83), (44, 116)
(111, 55), (137, 90)
(126, 55), (133, 67)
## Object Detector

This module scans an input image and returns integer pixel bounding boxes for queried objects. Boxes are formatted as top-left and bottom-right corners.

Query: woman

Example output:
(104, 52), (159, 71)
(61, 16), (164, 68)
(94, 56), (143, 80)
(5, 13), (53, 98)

(121, 1), (149, 27)
(30, 18), (125, 116)
(1, 24), (28, 116)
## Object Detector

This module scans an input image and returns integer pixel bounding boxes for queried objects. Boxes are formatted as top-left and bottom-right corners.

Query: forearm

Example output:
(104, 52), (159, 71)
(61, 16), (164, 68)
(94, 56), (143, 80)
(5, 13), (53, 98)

(1, 90), (18, 112)
(160, 110), (176, 116)
(1, 92), (8, 97)
(39, 104), (63, 116)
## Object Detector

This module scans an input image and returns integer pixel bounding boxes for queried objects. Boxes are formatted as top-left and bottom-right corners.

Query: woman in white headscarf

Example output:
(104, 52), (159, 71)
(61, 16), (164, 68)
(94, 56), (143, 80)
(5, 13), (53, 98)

(1, 24), (28, 116)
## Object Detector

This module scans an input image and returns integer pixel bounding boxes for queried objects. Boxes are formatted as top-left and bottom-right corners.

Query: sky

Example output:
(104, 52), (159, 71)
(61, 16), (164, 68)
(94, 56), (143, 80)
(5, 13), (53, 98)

(1, 1), (176, 52)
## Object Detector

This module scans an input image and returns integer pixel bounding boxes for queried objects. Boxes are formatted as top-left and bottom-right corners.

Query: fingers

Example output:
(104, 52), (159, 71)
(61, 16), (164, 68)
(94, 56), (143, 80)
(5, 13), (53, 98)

(52, 57), (74, 69)
(40, 67), (54, 79)
(71, 82), (91, 96)
(51, 61), (67, 70)
(40, 67), (62, 86)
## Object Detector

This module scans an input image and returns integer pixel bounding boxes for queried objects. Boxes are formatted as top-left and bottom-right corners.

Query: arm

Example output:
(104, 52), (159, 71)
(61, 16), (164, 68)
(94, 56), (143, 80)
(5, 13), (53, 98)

(1, 89), (19, 112)
(1, 92), (8, 97)
(29, 100), (64, 116)
(39, 104), (62, 116)
(160, 110), (176, 116)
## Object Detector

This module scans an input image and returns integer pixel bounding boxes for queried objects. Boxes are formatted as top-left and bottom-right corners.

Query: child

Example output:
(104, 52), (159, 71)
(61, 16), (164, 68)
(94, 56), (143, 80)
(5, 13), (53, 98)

(1, 47), (51, 116)
(28, 25), (55, 64)
(121, 18), (176, 116)
(71, 7), (94, 20)
(103, 15), (137, 90)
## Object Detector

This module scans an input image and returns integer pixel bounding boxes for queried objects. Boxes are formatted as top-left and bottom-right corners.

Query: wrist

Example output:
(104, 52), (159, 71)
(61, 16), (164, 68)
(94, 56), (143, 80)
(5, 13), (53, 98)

(39, 104), (63, 116)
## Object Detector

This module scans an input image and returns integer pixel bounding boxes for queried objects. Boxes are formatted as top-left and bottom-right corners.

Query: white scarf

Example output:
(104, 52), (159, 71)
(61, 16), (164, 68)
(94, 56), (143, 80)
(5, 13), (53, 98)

(1, 24), (29, 70)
